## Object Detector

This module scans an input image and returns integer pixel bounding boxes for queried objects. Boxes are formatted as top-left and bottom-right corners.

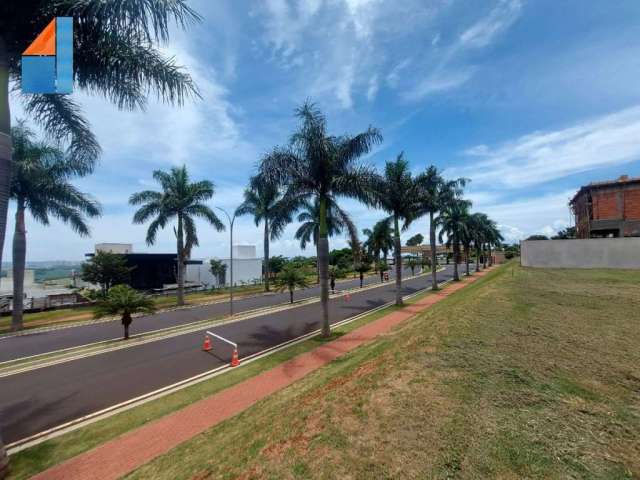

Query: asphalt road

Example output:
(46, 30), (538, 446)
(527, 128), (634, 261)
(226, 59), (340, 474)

(0, 267), (417, 363)
(0, 265), (455, 444)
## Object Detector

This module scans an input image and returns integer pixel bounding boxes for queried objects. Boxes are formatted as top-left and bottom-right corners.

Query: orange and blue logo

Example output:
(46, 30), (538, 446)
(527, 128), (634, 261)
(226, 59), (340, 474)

(21, 17), (73, 94)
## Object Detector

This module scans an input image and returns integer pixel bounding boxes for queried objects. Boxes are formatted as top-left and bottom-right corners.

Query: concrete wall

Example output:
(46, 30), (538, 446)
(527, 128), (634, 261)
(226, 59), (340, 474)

(186, 258), (263, 287)
(521, 238), (640, 269)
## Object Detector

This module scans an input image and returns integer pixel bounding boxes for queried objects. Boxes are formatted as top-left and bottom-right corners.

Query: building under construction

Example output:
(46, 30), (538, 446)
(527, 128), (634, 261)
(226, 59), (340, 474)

(570, 175), (640, 239)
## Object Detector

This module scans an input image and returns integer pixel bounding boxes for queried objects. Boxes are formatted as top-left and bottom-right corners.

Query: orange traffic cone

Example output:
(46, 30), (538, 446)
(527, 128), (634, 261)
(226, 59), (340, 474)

(202, 335), (212, 352)
(231, 348), (240, 367)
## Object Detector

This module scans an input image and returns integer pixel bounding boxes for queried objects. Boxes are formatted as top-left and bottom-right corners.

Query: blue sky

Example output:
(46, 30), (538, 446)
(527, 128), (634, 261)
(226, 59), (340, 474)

(9, 0), (640, 261)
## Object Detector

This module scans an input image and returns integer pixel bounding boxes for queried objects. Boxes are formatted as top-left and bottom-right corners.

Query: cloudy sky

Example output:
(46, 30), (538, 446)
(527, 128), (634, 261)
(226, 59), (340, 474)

(8, 0), (640, 261)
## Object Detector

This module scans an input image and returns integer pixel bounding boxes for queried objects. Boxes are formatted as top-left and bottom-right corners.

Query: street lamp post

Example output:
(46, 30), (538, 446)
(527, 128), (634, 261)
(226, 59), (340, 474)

(217, 207), (237, 316)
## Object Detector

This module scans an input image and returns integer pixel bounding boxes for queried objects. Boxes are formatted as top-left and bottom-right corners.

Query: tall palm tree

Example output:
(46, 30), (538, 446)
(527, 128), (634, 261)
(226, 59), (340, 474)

(460, 215), (475, 277)
(295, 197), (356, 283)
(236, 173), (293, 291)
(469, 212), (488, 273)
(130, 166), (224, 306)
(373, 153), (421, 305)
(0, 0), (201, 294)
(437, 198), (472, 282)
(295, 197), (355, 248)
(10, 121), (101, 331)
(260, 102), (381, 337)
(0, 1), (200, 470)
(484, 218), (503, 267)
(416, 167), (467, 290)
(363, 218), (394, 270)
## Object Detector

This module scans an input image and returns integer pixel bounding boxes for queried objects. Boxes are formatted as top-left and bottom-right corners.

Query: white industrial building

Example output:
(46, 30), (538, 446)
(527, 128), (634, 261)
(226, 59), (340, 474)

(186, 245), (263, 288)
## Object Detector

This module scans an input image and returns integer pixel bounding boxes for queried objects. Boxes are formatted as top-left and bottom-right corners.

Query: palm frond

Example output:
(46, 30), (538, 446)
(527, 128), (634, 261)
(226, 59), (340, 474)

(22, 95), (100, 170)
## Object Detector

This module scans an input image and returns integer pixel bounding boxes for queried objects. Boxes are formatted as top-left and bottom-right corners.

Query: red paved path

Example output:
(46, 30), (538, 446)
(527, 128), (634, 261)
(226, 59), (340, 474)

(34, 268), (492, 480)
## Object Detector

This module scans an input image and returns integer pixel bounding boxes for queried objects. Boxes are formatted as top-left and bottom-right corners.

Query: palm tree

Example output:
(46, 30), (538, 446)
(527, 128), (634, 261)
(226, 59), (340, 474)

(469, 213), (488, 273)
(406, 256), (419, 276)
(10, 121), (101, 331)
(295, 198), (355, 251)
(94, 284), (156, 339)
(236, 173), (293, 291)
(416, 167), (467, 290)
(273, 265), (311, 303)
(130, 166), (225, 306)
(260, 102), (381, 337)
(295, 198), (355, 283)
(484, 218), (504, 267)
(0, 1), (200, 470)
(363, 218), (394, 272)
(461, 217), (474, 276)
(347, 237), (363, 278)
(437, 198), (472, 282)
(373, 152), (421, 305)
(0, 0), (200, 298)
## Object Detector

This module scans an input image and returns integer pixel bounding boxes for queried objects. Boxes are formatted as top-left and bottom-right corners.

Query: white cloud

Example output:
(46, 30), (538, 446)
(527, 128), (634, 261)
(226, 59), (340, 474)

(459, 0), (523, 48)
(476, 190), (575, 241)
(450, 105), (640, 188)
(405, 68), (474, 101)
(401, 0), (523, 101)
(367, 74), (379, 101)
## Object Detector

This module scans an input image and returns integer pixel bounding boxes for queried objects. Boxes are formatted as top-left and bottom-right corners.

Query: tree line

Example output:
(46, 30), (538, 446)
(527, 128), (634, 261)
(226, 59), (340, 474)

(5, 102), (506, 344)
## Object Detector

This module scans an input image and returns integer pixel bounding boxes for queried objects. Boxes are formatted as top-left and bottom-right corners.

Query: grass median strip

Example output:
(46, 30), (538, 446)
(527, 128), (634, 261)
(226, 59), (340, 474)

(6, 272), (453, 480)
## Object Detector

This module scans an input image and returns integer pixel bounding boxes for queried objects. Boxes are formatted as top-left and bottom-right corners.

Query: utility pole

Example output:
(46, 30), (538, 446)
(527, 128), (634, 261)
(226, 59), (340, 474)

(217, 207), (237, 316)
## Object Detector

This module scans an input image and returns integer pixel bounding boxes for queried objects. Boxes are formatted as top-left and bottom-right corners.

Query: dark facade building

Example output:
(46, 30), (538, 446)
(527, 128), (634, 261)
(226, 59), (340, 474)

(570, 175), (640, 239)
(85, 252), (202, 291)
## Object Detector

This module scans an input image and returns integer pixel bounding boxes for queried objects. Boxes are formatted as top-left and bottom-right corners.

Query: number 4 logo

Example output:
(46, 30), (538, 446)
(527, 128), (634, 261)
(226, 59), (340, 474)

(21, 17), (73, 94)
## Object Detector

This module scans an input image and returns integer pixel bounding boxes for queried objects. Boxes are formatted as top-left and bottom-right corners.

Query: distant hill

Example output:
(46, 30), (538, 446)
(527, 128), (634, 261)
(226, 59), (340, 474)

(1, 262), (83, 282)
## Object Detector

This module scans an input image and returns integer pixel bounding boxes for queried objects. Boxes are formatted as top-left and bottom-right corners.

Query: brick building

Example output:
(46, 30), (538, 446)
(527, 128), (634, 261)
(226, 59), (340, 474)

(570, 175), (640, 238)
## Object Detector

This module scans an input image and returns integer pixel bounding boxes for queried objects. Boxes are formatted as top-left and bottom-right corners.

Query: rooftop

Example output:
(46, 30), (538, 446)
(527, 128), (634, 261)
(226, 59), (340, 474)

(570, 175), (640, 204)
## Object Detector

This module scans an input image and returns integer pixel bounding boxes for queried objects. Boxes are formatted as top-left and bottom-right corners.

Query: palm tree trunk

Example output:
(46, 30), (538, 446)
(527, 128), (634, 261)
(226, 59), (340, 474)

(488, 244), (493, 266)
(453, 238), (460, 281)
(464, 244), (470, 276)
(289, 289), (293, 303)
(393, 215), (402, 306)
(429, 211), (438, 291)
(476, 245), (481, 272)
(11, 199), (26, 331)
(122, 313), (132, 339)
(359, 271), (363, 288)
(318, 196), (330, 337)
(264, 220), (270, 291)
(176, 215), (185, 306)
(483, 243), (488, 268)
(1, 37), (15, 480)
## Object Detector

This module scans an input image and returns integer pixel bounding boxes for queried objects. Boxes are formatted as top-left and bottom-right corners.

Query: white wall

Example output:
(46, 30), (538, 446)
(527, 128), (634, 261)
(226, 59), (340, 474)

(521, 238), (640, 269)
(186, 258), (263, 287)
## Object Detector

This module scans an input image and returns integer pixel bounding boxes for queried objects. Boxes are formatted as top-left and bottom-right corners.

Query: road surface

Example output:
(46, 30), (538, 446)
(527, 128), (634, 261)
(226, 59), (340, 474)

(0, 265), (456, 444)
(0, 267), (417, 363)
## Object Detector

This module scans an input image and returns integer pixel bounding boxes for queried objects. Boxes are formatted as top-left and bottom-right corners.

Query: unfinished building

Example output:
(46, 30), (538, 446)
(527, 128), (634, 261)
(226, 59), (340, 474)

(570, 175), (640, 239)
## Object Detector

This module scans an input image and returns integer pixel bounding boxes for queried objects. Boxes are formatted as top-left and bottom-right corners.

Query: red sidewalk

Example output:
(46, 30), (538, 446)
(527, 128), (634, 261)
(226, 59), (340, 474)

(34, 269), (492, 480)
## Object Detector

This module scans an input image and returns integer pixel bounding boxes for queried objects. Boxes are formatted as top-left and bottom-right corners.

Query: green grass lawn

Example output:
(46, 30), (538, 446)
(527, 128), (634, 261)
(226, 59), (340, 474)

(120, 265), (639, 479)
